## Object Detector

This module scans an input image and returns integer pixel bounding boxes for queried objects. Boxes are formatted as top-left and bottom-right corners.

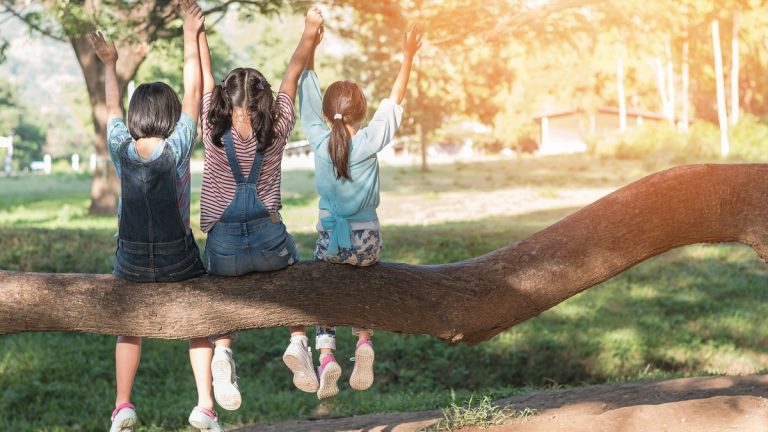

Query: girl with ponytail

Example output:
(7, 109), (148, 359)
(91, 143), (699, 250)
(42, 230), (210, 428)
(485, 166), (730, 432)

(192, 6), (324, 419)
(291, 23), (423, 400)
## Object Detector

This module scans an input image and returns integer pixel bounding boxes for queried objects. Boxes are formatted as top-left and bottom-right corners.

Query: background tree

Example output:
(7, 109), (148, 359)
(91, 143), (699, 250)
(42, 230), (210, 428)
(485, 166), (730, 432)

(0, 78), (45, 169)
(0, 0), (285, 214)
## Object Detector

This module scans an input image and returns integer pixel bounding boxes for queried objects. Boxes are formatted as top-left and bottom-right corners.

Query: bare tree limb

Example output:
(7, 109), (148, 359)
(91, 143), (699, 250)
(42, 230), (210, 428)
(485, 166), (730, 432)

(0, 2), (66, 42)
(1, 164), (766, 345)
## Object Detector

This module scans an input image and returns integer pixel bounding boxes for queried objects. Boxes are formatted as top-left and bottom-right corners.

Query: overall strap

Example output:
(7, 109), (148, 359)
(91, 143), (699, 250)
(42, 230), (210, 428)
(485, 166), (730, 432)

(222, 130), (245, 184)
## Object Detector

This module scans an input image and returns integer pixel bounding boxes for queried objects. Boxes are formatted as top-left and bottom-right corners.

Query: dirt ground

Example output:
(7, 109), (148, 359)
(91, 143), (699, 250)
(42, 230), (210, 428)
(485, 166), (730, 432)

(232, 374), (768, 432)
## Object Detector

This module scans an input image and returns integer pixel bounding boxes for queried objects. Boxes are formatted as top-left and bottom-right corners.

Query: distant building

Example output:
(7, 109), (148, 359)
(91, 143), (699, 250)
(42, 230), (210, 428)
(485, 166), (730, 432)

(533, 107), (667, 155)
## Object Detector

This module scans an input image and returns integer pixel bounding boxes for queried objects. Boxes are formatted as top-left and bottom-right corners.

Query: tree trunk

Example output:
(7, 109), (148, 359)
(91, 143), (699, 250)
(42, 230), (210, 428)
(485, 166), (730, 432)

(712, 19), (730, 157)
(2, 164), (766, 344)
(666, 36), (675, 125)
(655, 57), (670, 122)
(70, 35), (149, 215)
(616, 43), (626, 133)
(730, 11), (740, 125)
(682, 34), (690, 132)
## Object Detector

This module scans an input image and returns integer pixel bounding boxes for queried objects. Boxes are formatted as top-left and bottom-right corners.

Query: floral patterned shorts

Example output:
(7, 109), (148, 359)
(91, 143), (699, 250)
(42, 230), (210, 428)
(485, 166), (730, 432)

(314, 229), (382, 267)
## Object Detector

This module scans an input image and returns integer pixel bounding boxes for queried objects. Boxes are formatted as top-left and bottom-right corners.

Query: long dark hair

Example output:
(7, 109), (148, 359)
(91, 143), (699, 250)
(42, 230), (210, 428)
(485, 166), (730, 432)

(207, 68), (275, 151)
(322, 81), (367, 180)
(126, 82), (181, 140)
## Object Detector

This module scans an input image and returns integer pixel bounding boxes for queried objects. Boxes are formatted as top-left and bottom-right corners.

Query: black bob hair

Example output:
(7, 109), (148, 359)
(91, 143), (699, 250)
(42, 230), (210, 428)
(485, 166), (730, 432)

(126, 82), (182, 141)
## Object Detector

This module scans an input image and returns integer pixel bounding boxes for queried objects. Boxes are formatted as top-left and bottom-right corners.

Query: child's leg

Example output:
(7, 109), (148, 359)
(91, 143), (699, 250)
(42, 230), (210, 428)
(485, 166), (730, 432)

(112, 336), (140, 431)
(210, 335), (240, 411)
(350, 328), (375, 391)
(189, 337), (214, 410)
(115, 336), (141, 406)
(315, 325), (341, 400)
(283, 326), (319, 393)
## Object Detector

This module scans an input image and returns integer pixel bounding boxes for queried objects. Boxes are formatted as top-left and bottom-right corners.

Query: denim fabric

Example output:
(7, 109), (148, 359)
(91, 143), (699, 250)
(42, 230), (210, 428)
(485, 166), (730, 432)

(113, 141), (204, 283)
(315, 326), (374, 351)
(204, 131), (299, 276)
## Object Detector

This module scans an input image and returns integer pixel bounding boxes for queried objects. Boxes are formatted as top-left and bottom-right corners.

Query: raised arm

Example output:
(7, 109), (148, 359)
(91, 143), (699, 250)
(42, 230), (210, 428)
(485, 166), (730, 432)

(198, 21), (215, 95)
(278, 7), (324, 100)
(180, 0), (205, 123)
(389, 25), (424, 105)
(305, 25), (323, 72)
(87, 32), (122, 121)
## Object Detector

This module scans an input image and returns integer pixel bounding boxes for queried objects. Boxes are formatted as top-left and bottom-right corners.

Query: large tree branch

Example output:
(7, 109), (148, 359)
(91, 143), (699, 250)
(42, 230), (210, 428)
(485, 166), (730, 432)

(485, 0), (609, 41)
(1, 164), (766, 344)
(0, 3), (66, 42)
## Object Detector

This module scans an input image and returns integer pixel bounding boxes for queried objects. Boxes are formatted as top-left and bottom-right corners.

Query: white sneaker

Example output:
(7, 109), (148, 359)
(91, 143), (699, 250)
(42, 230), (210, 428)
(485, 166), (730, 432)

(282, 339), (319, 392)
(188, 407), (224, 432)
(317, 354), (341, 400)
(350, 339), (375, 391)
(212, 348), (241, 411)
(110, 403), (137, 432)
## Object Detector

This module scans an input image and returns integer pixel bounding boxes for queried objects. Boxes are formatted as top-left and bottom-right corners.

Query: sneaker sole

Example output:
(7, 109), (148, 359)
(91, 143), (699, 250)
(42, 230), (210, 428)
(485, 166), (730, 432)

(350, 344), (375, 391)
(189, 419), (221, 432)
(212, 358), (241, 411)
(283, 351), (319, 392)
(111, 417), (135, 432)
(317, 361), (341, 400)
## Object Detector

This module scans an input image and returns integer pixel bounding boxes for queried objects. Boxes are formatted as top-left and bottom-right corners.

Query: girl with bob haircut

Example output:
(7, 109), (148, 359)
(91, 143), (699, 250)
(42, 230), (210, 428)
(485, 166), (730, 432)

(294, 23), (423, 400)
(193, 5), (324, 414)
(89, 0), (222, 430)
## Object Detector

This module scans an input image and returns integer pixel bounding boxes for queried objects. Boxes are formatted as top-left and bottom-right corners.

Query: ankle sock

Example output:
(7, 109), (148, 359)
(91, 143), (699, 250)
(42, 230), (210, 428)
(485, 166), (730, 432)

(214, 346), (233, 355)
(290, 335), (309, 345)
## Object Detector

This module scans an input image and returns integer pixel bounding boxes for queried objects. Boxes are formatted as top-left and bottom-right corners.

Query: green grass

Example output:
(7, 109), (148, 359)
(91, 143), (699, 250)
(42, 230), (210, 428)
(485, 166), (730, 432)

(1, 156), (767, 431)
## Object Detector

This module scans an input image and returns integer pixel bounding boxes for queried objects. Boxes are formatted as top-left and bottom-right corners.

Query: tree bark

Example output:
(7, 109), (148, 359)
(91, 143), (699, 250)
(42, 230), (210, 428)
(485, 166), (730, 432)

(1, 165), (766, 343)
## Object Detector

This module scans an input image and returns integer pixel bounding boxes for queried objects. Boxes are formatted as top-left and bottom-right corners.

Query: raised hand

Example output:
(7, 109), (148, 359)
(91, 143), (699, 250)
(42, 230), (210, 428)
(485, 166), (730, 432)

(181, 0), (205, 34)
(306, 6), (323, 31)
(403, 24), (424, 58)
(87, 31), (118, 65)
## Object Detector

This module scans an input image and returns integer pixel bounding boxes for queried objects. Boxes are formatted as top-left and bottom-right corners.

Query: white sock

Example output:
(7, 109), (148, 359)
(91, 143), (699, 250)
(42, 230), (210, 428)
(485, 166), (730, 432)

(214, 346), (233, 355)
(290, 335), (309, 345)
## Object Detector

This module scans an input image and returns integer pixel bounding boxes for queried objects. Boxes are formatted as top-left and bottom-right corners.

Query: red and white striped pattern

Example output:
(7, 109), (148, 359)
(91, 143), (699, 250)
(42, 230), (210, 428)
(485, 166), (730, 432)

(200, 92), (295, 232)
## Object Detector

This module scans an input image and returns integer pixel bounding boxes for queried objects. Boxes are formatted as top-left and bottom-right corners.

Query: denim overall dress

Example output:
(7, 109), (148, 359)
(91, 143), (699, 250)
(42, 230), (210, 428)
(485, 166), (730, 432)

(113, 141), (205, 282)
(204, 131), (299, 276)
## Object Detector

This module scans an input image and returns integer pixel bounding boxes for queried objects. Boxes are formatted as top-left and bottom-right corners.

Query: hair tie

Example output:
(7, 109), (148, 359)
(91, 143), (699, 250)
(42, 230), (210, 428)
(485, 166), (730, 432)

(333, 113), (343, 120)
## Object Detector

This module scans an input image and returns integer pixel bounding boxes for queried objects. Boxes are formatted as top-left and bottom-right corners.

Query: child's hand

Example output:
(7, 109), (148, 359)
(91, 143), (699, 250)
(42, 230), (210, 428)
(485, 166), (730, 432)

(305, 6), (323, 32)
(313, 25), (325, 48)
(87, 31), (118, 65)
(181, 0), (205, 34)
(403, 24), (424, 58)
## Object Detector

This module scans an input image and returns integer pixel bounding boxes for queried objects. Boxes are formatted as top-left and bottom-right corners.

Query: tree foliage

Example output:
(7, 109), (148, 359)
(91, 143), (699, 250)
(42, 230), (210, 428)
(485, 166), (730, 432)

(0, 78), (45, 168)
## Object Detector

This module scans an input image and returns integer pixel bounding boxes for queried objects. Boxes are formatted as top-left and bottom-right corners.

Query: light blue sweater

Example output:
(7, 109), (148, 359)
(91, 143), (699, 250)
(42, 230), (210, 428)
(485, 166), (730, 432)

(299, 70), (403, 254)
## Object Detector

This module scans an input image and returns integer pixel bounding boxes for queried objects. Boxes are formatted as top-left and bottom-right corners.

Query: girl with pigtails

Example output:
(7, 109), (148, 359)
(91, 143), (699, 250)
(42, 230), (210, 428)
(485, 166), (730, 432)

(292, 23), (424, 400)
(192, 4), (324, 418)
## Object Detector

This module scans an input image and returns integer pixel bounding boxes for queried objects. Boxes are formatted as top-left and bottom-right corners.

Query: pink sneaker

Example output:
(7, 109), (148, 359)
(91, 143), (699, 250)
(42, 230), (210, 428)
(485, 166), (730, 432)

(316, 354), (341, 400)
(350, 339), (375, 391)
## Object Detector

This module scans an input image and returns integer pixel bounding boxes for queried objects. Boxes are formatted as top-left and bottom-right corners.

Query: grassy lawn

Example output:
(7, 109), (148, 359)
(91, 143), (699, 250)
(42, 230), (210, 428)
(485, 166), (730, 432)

(0, 155), (766, 431)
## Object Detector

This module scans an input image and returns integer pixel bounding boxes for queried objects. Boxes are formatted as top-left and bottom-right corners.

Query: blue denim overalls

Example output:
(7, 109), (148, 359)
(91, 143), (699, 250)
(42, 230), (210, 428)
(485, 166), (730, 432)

(204, 131), (299, 276)
(113, 141), (205, 282)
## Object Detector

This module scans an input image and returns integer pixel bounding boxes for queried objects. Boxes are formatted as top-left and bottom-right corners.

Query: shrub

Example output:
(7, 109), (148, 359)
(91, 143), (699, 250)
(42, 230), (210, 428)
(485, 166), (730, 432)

(730, 114), (768, 161)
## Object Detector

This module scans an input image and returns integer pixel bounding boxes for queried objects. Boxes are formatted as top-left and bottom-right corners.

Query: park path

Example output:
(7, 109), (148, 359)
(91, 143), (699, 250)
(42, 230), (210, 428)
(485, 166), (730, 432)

(232, 374), (768, 432)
